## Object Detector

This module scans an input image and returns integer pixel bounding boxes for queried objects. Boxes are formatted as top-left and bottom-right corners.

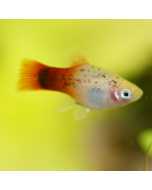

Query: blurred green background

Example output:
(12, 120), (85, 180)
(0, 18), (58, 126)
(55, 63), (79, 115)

(0, 19), (152, 170)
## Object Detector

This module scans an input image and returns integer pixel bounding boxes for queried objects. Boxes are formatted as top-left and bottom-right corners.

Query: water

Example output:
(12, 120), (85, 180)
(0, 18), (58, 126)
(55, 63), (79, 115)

(0, 19), (152, 170)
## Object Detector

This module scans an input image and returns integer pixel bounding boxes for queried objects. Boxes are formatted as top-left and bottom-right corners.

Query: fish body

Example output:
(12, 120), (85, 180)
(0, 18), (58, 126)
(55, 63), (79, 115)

(18, 52), (143, 112)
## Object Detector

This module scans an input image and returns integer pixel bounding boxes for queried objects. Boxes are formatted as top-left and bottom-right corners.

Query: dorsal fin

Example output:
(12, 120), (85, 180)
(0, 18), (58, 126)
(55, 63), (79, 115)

(66, 50), (89, 67)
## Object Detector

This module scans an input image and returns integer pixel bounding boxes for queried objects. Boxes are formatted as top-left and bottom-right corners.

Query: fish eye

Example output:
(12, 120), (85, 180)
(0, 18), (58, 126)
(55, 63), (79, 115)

(121, 89), (132, 99)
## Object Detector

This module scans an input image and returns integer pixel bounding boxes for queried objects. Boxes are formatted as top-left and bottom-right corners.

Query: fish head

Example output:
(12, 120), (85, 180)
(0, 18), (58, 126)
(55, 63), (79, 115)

(109, 79), (143, 107)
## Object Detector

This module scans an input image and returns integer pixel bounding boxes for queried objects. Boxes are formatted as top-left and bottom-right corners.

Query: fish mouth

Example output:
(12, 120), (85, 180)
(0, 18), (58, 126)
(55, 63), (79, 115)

(133, 88), (143, 101)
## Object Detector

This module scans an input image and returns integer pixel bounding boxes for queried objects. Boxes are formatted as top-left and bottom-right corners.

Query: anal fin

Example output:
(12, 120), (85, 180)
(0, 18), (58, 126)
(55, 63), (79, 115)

(75, 105), (90, 120)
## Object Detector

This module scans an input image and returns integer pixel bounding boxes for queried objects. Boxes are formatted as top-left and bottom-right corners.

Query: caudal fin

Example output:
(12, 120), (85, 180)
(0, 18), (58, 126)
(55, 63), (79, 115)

(18, 59), (49, 90)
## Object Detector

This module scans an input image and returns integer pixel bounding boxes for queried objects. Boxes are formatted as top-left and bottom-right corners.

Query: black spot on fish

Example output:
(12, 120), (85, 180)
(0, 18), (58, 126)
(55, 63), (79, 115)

(110, 80), (117, 84)
(61, 74), (67, 80)
(65, 82), (71, 86)
(38, 68), (49, 89)
(102, 74), (106, 78)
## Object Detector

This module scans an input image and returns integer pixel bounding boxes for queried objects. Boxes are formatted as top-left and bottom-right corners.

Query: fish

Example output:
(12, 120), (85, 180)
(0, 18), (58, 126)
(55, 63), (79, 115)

(18, 51), (143, 120)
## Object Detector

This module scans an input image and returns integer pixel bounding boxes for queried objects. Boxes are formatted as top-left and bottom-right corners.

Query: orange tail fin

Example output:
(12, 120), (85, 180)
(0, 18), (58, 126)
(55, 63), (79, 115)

(18, 59), (50, 90)
(18, 59), (74, 97)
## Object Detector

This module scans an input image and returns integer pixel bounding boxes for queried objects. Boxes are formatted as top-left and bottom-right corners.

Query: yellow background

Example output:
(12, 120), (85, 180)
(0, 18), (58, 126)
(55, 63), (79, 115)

(0, 20), (152, 170)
